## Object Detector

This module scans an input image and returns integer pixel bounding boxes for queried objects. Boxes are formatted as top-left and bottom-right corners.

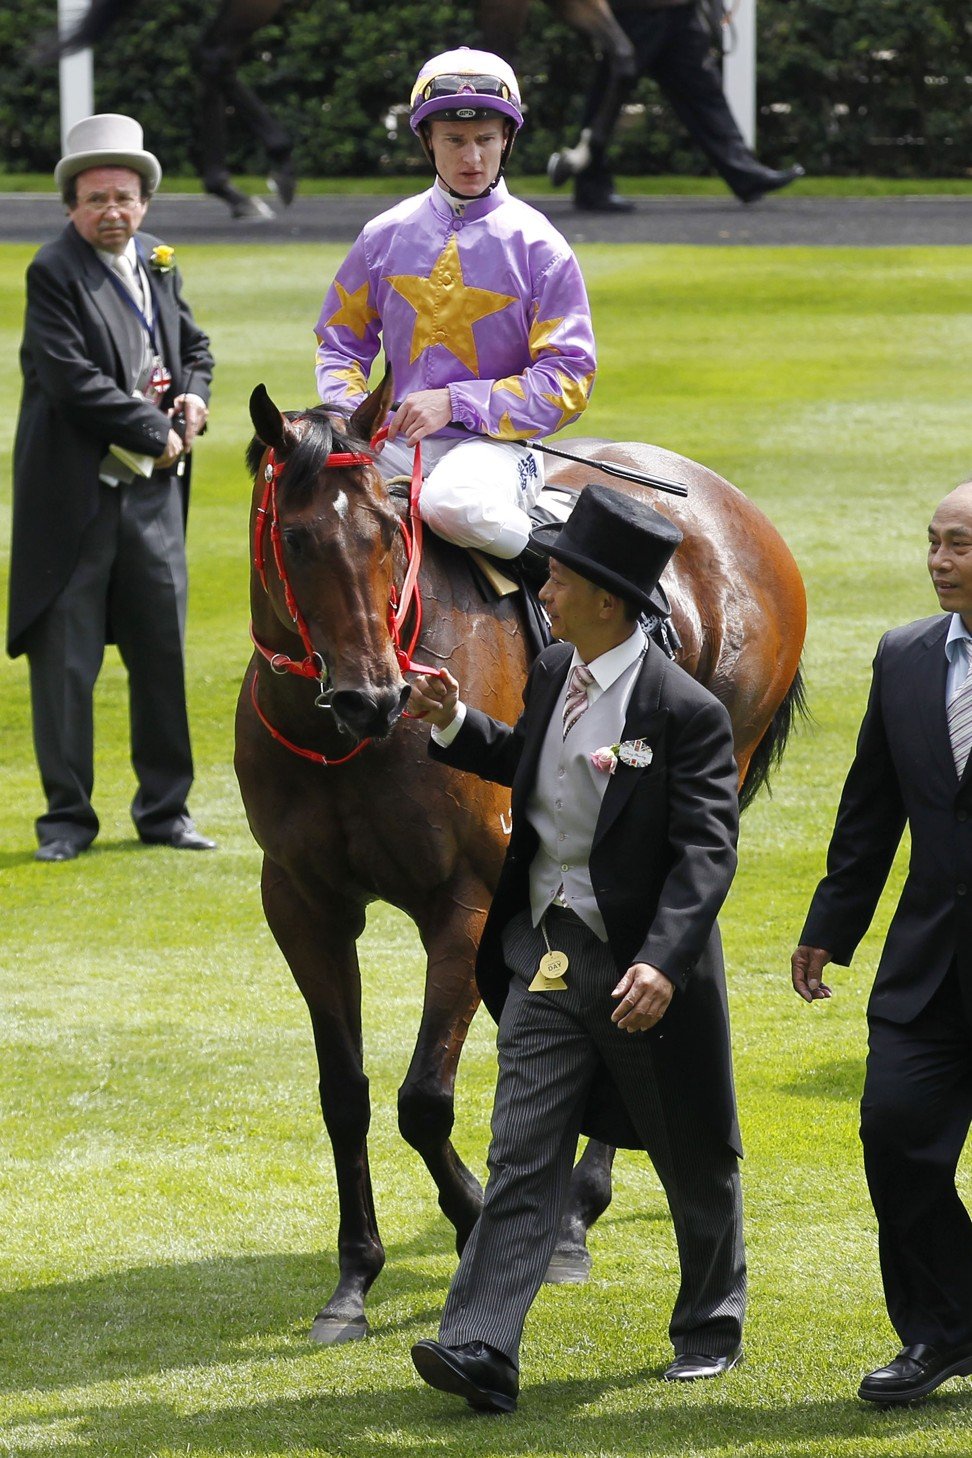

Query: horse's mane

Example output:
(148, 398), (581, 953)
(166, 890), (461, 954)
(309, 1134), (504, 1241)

(246, 405), (375, 507)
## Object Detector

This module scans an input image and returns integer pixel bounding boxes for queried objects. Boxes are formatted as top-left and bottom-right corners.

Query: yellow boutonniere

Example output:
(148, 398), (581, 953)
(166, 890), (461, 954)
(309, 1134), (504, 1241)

(149, 244), (175, 274)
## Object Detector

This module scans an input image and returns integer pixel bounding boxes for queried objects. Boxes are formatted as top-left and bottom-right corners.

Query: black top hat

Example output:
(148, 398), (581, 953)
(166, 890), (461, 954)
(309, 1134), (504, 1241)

(530, 483), (683, 613)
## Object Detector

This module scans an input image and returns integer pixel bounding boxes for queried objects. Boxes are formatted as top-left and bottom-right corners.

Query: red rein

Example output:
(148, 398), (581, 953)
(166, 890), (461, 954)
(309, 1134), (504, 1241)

(249, 427), (440, 767)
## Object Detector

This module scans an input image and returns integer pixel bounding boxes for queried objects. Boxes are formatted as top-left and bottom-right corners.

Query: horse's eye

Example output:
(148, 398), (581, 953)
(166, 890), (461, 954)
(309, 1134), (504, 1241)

(282, 527), (307, 555)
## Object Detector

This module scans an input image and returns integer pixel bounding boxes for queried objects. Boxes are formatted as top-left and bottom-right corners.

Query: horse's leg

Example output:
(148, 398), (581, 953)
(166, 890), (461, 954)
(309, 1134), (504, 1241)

(547, 1139), (616, 1282)
(546, 0), (637, 185)
(194, 0), (292, 218)
(398, 897), (488, 1253)
(261, 858), (382, 1343)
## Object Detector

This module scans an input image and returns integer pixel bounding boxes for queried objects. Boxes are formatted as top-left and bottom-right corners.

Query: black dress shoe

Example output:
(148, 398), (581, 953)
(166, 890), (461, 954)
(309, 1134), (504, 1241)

(737, 164), (805, 204)
(574, 189), (635, 215)
(34, 839), (82, 863)
(411, 1339), (518, 1413)
(141, 828), (217, 851)
(858, 1342), (972, 1405)
(664, 1347), (743, 1381)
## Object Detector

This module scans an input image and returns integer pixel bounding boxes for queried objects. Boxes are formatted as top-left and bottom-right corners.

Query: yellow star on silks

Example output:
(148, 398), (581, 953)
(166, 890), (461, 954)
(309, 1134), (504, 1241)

(325, 281), (379, 339)
(385, 236), (516, 373)
(541, 370), (596, 431)
(528, 312), (565, 360)
(491, 410), (540, 441)
(326, 363), (369, 396)
(491, 374), (527, 400)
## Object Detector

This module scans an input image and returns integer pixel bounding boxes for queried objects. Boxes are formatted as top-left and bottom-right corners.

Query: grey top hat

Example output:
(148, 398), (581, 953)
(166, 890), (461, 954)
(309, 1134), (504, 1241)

(55, 113), (162, 195)
(530, 482), (683, 613)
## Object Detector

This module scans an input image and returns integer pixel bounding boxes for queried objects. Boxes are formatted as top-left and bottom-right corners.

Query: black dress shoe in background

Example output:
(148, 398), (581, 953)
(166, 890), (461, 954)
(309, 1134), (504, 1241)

(34, 839), (83, 863)
(574, 187), (635, 215)
(737, 164), (805, 204)
(664, 1347), (743, 1382)
(411, 1339), (519, 1413)
(858, 1342), (972, 1405)
(141, 827), (217, 851)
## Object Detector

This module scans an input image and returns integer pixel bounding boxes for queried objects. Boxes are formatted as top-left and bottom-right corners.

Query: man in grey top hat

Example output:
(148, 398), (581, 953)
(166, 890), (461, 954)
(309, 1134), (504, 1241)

(407, 483), (745, 1412)
(7, 113), (216, 860)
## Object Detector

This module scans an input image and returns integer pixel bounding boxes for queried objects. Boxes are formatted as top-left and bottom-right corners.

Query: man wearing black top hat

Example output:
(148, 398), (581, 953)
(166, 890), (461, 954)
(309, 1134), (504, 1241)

(407, 483), (745, 1412)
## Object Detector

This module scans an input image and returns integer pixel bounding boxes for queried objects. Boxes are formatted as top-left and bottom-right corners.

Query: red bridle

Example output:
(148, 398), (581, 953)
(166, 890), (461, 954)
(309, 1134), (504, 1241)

(249, 424), (440, 766)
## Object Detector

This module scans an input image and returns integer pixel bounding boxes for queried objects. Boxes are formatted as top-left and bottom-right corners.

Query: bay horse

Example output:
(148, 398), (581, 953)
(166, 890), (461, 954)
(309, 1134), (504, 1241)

(236, 371), (806, 1343)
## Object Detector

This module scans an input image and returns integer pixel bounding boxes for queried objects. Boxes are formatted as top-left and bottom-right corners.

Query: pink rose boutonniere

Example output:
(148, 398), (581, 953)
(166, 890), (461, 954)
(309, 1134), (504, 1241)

(590, 744), (620, 775)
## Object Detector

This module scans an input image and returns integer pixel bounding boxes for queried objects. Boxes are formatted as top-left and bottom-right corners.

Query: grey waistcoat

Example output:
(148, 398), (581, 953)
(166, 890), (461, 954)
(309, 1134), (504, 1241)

(527, 659), (641, 940)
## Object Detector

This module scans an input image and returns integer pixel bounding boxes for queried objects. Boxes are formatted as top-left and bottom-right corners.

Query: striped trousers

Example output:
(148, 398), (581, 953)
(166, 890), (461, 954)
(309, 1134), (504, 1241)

(439, 907), (746, 1366)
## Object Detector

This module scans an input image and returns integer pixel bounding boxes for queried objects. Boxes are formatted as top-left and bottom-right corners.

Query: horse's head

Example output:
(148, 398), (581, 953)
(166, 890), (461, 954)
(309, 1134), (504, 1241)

(248, 376), (411, 743)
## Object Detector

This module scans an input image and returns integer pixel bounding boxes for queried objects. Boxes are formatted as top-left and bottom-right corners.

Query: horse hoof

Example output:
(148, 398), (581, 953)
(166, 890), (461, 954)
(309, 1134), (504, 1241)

(544, 1247), (592, 1285)
(268, 168), (297, 207)
(308, 1313), (370, 1344)
(230, 195), (275, 221)
(547, 152), (574, 188)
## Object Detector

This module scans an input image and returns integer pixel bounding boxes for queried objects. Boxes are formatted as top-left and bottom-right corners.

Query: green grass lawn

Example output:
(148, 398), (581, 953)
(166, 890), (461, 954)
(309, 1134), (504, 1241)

(1, 239), (972, 1456)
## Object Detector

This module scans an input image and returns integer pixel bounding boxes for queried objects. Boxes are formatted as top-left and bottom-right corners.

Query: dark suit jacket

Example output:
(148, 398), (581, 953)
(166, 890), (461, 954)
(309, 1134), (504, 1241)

(801, 614), (972, 1023)
(431, 638), (742, 1152)
(6, 223), (214, 658)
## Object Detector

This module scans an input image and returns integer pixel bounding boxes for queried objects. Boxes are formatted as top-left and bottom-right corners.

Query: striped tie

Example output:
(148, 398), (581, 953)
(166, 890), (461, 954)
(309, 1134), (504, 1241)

(948, 638), (972, 778)
(563, 663), (595, 738)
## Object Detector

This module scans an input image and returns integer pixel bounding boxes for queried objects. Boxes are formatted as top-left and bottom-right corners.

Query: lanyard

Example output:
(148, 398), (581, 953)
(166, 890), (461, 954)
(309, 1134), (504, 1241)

(99, 251), (162, 356)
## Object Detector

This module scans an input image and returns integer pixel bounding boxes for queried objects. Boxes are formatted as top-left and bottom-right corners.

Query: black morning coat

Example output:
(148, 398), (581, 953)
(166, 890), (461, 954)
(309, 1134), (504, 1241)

(6, 223), (214, 658)
(431, 637), (743, 1155)
(802, 614), (972, 1023)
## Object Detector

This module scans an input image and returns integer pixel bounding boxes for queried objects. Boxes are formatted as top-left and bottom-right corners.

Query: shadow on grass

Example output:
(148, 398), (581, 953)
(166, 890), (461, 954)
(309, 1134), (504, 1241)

(5, 1362), (972, 1458)
(0, 838), (162, 872)
(779, 1057), (864, 1102)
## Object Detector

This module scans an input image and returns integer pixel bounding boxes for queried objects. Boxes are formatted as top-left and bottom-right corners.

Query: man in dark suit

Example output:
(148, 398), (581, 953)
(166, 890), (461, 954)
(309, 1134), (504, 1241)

(792, 480), (972, 1405)
(407, 484), (745, 1412)
(6, 113), (216, 861)
(549, 0), (803, 213)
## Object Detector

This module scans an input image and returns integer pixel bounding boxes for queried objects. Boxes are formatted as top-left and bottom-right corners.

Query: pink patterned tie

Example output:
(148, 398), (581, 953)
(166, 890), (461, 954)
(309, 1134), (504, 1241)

(948, 638), (972, 778)
(562, 663), (595, 738)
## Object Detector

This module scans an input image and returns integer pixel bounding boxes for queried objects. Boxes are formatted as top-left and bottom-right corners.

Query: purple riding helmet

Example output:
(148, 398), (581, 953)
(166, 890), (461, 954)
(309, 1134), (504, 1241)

(409, 47), (524, 196)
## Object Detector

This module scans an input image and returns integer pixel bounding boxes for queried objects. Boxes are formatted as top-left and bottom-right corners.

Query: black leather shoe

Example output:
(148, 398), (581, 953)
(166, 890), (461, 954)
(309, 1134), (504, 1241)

(737, 164), (805, 204)
(664, 1347), (743, 1381)
(411, 1339), (518, 1413)
(858, 1342), (972, 1405)
(574, 189), (635, 214)
(34, 839), (82, 863)
(142, 828), (217, 851)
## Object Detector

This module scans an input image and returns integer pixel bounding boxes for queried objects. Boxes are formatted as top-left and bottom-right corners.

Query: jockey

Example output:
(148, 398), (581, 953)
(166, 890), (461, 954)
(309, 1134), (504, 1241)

(314, 47), (597, 577)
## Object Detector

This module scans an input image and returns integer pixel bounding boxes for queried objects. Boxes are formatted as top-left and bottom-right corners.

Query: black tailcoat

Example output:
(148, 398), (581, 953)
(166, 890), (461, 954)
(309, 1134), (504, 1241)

(431, 638), (742, 1154)
(7, 223), (213, 658)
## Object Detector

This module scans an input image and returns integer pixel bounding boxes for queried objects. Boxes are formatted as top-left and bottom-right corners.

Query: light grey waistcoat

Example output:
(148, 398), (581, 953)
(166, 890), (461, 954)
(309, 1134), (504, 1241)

(527, 658), (642, 940)
(95, 267), (160, 484)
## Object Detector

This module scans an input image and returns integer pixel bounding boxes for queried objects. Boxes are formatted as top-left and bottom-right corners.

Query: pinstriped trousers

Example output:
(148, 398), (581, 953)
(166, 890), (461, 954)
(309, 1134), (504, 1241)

(439, 907), (746, 1366)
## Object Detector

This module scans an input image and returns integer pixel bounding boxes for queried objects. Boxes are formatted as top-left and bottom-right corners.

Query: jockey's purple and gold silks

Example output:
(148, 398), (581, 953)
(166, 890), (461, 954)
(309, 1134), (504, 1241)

(314, 182), (596, 442)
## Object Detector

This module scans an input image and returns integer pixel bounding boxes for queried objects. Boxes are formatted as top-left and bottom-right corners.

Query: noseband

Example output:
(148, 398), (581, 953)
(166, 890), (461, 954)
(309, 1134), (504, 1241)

(249, 422), (440, 766)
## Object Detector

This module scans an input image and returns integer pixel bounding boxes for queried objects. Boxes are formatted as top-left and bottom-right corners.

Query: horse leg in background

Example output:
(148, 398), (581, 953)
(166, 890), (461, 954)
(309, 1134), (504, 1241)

(261, 858), (383, 1344)
(398, 894), (492, 1251)
(547, 1139), (617, 1282)
(195, 0), (294, 219)
(545, 0), (637, 185)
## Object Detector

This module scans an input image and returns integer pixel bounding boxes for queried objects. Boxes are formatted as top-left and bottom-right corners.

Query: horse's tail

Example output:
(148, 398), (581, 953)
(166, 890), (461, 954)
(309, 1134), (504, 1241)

(738, 659), (808, 814)
(35, 0), (138, 63)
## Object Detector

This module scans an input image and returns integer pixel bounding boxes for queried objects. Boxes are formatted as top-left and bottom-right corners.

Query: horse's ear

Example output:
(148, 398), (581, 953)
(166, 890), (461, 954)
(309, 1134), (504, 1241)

(349, 364), (394, 445)
(249, 384), (301, 454)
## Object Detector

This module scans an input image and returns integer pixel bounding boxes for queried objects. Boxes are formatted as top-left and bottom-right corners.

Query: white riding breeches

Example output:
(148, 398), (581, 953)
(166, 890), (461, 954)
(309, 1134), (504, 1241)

(375, 436), (545, 559)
